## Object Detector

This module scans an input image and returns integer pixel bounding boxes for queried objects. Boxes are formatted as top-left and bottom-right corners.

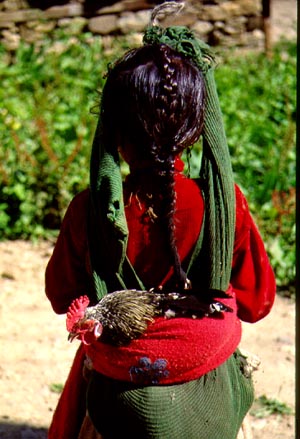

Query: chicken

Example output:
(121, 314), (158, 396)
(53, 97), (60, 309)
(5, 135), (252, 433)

(66, 290), (159, 346)
(66, 289), (233, 347)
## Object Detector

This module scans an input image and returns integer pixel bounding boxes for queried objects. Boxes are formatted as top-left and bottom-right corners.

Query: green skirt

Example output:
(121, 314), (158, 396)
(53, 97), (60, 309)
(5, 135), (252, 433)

(87, 351), (254, 439)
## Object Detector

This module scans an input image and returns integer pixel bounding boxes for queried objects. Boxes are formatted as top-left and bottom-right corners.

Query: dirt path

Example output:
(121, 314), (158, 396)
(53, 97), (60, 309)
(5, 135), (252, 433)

(0, 239), (295, 439)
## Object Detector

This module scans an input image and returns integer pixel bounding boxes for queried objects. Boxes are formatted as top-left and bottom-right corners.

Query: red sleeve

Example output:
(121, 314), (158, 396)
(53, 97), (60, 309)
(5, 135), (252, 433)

(231, 186), (276, 323)
(45, 190), (92, 314)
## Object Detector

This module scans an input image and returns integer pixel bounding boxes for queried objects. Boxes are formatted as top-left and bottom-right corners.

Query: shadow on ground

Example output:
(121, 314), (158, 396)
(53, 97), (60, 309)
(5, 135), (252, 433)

(0, 422), (47, 439)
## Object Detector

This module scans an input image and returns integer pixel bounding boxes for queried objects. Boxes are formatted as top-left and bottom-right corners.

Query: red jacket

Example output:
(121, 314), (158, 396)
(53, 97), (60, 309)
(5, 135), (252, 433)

(46, 158), (275, 437)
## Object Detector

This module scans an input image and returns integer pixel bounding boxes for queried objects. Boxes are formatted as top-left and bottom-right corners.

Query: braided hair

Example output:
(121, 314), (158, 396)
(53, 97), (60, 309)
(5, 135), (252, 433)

(100, 43), (206, 289)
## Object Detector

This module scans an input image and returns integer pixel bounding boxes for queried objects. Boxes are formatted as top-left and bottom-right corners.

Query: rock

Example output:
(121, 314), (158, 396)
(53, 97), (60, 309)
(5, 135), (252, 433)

(29, 20), (56, 33)
(88, 15), (118, 35)
(249, 28), (265, 43)
(2, 0), (21, 11)
(201, 5), (227, 22)
(44, 4), (83, 20)
(118, 10), (150, 34)
(220, 1), (242, 17)
(215, 21), (225, 29)
(0, 9), (42, 26)
(1, 271), (15, 280)
(247, 15), (263, 31)
(57, 16), (88, 35)
(191, 20), (214, 38)
(223, 19), (246, 35)
(209, 29), (224, 45)
(161, 12), (197, 28)
(239, 0), (261, 15)
(97, 0), (151, 15)
(19, 25), (44, 43)
(1, 28), (20, 49)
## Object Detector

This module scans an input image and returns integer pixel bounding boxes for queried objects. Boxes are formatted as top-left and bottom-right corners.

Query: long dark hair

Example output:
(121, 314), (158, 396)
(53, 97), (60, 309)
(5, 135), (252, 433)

(100, 43), (206, 289)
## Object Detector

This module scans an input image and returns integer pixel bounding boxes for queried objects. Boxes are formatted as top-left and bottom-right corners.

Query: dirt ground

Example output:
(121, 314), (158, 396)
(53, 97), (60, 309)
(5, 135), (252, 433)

(0, 1), (296, 438)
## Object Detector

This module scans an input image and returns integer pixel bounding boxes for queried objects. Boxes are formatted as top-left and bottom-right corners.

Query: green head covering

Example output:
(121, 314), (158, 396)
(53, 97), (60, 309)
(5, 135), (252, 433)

(89, 13), (235, 302)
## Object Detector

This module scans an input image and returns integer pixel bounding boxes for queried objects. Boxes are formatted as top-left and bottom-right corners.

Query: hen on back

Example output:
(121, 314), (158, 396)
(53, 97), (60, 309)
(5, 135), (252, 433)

(66, 289), (233, 346)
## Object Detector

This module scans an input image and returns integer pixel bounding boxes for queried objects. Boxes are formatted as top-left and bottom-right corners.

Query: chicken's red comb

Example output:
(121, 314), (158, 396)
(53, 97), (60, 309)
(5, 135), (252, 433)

(66, 295), (90, 332)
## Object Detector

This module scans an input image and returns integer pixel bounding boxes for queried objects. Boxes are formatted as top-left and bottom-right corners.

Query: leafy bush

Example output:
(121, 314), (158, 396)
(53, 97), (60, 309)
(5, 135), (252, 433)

(0, 32), (135, 238)
(0, 33), (296, 293)
(215, 41), (296, 293)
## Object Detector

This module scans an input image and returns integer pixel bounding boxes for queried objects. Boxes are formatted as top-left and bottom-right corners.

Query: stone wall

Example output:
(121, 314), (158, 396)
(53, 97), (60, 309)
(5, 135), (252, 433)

(0, 0), (265, 50)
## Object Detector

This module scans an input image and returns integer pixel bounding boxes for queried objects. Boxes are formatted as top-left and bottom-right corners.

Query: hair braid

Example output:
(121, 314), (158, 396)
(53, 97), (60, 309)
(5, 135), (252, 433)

(148, 46), (187, 289)
(159, 158), (187, 289)
(150, 45), (185, 160)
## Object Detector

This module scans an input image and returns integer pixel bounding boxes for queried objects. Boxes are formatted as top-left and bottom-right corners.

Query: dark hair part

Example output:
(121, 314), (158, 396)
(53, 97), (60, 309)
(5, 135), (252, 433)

(101, 43), (206, 289)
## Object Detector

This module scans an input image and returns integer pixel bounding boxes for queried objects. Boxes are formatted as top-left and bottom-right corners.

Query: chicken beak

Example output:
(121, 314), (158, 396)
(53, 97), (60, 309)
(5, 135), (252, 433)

(68, 332), (78, 342)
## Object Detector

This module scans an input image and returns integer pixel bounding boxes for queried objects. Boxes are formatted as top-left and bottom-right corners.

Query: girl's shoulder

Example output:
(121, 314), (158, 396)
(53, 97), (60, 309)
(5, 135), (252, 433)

(234, 184), (249, 210)
(68, 188), (90, 208)
(234, 184), (252, 224)
(60, 188), (90, 235)
(65, 188), (90, 219)
(234, 184), (256, 245)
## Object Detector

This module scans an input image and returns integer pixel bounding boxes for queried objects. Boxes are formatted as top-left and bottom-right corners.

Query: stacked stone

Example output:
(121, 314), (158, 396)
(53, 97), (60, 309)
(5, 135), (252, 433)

(0, 0), (264, 50)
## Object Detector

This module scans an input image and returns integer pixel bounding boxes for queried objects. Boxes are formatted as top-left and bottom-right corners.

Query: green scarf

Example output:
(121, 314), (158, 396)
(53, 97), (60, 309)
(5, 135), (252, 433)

(89, 25), (235, 301)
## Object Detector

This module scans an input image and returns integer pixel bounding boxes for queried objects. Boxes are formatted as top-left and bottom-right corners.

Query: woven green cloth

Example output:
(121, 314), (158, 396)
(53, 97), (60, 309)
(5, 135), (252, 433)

(88, 25), (235, 300)
(87, 351), (254, 438)
(88, 120), (146, 302)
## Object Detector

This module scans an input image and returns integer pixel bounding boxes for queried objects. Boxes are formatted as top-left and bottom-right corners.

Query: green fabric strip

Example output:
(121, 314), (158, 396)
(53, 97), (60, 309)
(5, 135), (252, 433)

(89, 120), (129, 301)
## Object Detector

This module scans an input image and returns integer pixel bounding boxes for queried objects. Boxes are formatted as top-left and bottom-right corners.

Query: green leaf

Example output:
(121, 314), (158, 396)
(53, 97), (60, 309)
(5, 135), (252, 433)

(251, 395), (294, 418)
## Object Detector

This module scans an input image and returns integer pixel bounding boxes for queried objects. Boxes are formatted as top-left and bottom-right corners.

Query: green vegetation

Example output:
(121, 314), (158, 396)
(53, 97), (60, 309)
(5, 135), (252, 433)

(215, 42), (296, 294)
(251, 394), (294, 418)
(49, 382), (64, 394)
(0, 32), (296, 293)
